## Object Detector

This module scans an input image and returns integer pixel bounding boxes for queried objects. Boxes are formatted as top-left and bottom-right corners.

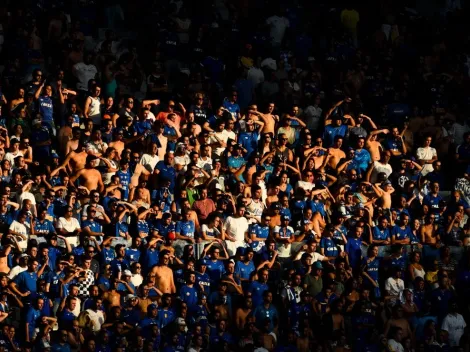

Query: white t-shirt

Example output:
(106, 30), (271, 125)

(139, 153), (159, 172)
(372, 161), (393, 182)
(3, 151), (23, 166)
(295, 251), (325, 262)
(73, 63), (98, 91)
(295, 180), (314, 192)
(416, 146), (437, 176)
(18, 191), (36, 206)
(9, 221), (29, 250)
(210, 130), (230, 157)
(274, 226), (294, 258)
(385, 277), (405, 304)
(442, 313), (466, 347)
(224, 216), (249, 255)
(56, 217), (81, 246)
(266, 16), (290, 44)
(387, 339), (404, 352)
(247, 67), (265, 87)
(8, 265), (27, 280)
(304, 106), (323, 131)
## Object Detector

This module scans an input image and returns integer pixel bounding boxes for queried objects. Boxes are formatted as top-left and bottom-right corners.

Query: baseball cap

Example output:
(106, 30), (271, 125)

(313, 261), (323, 270)
(356, 203), (365, 210)
(51, 152), (59, 159)
(10, 138), (20, 145)
(126, 294), (137, 301)
(176, 317), (186, 325)
(282, 215), (291, 221)
(32, 119), (42, 126)
(198, 258), (209, 266)
(148, 303), (158, 310)
(20, 253), (29, 259)
(123, 270), (132, 277)
(302, 219), (311, 225)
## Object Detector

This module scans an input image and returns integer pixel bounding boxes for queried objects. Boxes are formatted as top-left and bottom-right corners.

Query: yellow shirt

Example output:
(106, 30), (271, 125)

(341, 9), (360, 31)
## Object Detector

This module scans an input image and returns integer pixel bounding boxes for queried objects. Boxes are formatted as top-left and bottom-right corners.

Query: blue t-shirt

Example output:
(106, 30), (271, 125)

(25, 307), (41, 339)
(195, 272), (211, 295)
(175, 221), (195, 239)
(238, 131), (259, 159)
(362, 256), (381, 282)
(234, 260), (255, 281)
(345, 237), (363, 269)
(14, 270), (38, 293)
(372, 226), (390, 242)
(155, 162), (176, 192)
(179, 285), (198, 309)
(248, 280), (269, 307)
(323, 125), (348, 147)
(391, 225), (412, 242)
(249, 223), (270, 252)
(320, 237), (339, 258)
(116, 169), (131, 200)
(206, 259), (225, 286)
(423, 193), (443, 213)
(38, 96), (53, 122)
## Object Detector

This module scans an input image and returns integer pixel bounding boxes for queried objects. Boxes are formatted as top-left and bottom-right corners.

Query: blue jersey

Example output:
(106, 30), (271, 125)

(195, 272), (211, 295)
(345, 237), (363, 269)
(222, 98), (240, 119)
(155, 162), (177, 192)
(238, 132), (259, 158)
(125, 247), (141, 264)
(15, 271), (38, 293)
(249, 223), (269, 252)
(82, 220), (102, 241)
(25, 307), (41, 339)
(323, 124), (348, 147)
(372, 226), (390, 242)
(136, 220), (150, 237)
(155, 221), (176, 239)
(116, 169), (131, 200)
(391, 225), (412, 242)
(206, 259), (225, 285)
(47, 270), (65, 299)
(248, 280), (269, 307)
(179, 285), (198, 309)
(175, 221), (195, 238)
(142, 248), (159, 272)
(38, 96), (53, 122)
(234, 260), (255, 281)
(362, 257), (380, 282)
(100, 247), (116, 265)
(320, 237), (339, 258)
(156, 308), (176, 329)
(423, 193), (443, 213)
(34, 219), (55, 236)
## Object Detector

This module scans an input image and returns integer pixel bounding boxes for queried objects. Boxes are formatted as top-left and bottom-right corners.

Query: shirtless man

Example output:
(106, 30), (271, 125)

(234, 295), (253, 331)
(57, 116), (73, 155)
(251, 102), (278, 136)
(59, 143), (88, 174)
(64, 128), (82, 156)
(327, 136), (346, 170)
(420, 214), (440, 246)
(102, 280), (121, 308)
(70, 155), (104, 193)
(150, 250), (176, 294)
(366, 129), (388, 161)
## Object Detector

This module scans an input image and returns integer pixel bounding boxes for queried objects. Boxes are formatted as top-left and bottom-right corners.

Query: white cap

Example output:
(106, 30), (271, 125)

(123, 270), (132, 277)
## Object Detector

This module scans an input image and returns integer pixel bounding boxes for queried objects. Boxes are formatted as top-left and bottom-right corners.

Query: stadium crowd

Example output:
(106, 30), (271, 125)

(0, 0), (470, 351)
